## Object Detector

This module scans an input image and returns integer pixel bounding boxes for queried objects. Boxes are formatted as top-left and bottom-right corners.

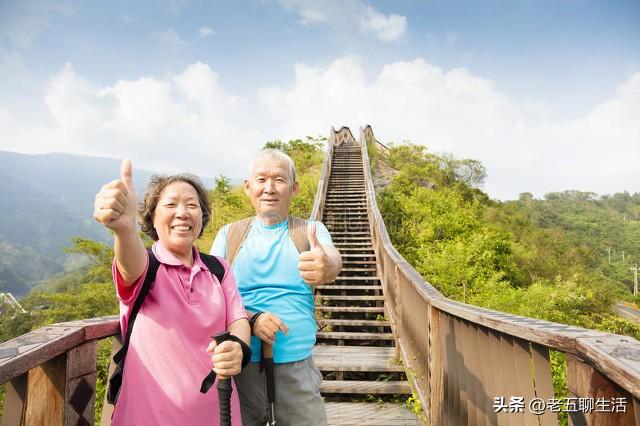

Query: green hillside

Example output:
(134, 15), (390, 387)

(372, 142), (640, 339)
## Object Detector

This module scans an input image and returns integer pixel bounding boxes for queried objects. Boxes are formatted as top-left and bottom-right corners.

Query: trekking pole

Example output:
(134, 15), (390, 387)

(214, 331), (233, 426)
(262, 342), (276, 426)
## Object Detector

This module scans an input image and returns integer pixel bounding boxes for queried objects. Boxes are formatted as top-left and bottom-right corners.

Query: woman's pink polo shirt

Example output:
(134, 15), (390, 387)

(111, 242), (247, 426)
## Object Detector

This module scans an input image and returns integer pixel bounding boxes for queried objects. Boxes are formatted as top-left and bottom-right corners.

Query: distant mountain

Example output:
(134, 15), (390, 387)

(0, 151), (218, 296)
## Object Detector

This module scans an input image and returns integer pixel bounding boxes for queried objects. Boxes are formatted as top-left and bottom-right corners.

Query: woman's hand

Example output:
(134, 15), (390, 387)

(207, 340), (243, 379)
(93, 159), (138, 236)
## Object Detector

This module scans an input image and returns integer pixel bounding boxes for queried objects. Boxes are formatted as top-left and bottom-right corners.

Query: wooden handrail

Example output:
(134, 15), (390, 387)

(360, 124), (640, 424)
(0, 316), (119, 425)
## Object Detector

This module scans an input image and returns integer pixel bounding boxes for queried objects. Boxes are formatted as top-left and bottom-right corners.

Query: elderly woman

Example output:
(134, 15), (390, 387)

(94, 160), (250, 425)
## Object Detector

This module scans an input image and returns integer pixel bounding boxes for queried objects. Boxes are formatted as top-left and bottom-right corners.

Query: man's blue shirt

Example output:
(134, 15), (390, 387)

(211, 217), (333, 363)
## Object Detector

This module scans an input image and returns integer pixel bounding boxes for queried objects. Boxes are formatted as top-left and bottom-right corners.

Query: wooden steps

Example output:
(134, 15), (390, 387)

(315, 139), (417, 424)
(325, 402), (420, 425)
(321, 380), (411, 394)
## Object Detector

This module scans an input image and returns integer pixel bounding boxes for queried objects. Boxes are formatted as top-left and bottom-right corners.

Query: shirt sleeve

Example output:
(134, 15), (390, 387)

(313, 221), (333, 247)
(216, 256), (248, 327)
(210, 224), (230, 258)
(112, 251), (150, 305)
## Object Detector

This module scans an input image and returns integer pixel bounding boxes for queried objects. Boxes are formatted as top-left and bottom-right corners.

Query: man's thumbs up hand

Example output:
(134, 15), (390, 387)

(298, 223), (330, 286)
(93, 159), (137, 235)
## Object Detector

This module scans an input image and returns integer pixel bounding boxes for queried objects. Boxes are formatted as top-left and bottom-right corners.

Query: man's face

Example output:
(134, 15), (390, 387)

(244, 157), (299, 224)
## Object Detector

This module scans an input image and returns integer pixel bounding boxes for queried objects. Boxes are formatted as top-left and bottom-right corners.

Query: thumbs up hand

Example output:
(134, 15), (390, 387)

(298, 223), (330, 285)
(93, 159), (138, 236)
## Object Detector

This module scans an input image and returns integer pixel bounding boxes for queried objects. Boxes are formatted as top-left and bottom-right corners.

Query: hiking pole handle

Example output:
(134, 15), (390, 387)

(213, 331), (232, 426)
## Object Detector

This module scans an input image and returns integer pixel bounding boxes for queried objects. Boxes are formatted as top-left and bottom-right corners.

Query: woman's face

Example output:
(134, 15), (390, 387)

(153, 181), (202, 258)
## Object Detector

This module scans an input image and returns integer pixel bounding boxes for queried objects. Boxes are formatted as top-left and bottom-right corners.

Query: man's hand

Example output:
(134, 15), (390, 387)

(298, 223), (331, 285)
(207, 340), (243, 379)
(93, 159), (137, 236)
(253, 312), (289, 345)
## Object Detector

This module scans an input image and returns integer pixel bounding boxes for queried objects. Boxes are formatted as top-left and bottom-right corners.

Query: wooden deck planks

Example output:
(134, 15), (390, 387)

(313, 346), (403, 372)
(325, 402), (421, 425)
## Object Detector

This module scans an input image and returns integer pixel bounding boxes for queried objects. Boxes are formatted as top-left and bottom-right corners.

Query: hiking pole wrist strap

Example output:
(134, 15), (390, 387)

(200, 334), (252, 394)
(248, 311), (263, 334)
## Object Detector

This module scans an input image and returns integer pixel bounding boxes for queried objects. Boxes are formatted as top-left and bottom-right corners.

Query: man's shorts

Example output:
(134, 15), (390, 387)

(233, 356), (327, 426)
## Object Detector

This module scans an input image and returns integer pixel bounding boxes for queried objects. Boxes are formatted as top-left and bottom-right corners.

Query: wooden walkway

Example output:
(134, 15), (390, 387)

(314, 140), (420, 425)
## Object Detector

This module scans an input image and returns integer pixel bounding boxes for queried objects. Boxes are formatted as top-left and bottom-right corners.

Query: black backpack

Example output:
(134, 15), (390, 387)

(107, 248), (225, 405)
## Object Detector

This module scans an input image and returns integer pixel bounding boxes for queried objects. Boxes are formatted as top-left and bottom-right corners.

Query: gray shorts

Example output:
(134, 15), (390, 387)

(233, 356), (327, 426)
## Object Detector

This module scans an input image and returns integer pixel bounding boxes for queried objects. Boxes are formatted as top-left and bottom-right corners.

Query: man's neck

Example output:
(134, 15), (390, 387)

(257, 213), (289, 226)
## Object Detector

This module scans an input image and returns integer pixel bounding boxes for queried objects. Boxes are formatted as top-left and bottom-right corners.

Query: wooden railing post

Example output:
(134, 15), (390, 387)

(24, 353), (66, 425)
(1, 373), (27, 426)
(17, 340), (98, 426)
(395, 265), (402, 360)
(64, 340), (98, 425)
(566, 353), (638, 426)
(428, 305), (444, 425)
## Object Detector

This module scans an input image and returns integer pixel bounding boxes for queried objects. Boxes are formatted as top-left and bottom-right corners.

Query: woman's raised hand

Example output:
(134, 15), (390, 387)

(94, 159), (138, 236)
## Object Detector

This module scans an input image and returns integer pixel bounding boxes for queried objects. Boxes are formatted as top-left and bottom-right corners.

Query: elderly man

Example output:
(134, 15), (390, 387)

(210, 149), (342, 426)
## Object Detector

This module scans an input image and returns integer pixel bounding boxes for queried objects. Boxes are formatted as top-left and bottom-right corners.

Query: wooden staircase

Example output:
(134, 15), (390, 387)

(314, 140), (420, 424)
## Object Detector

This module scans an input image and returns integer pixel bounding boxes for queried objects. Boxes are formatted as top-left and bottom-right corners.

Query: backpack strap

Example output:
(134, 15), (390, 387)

(107, 248), (160, 404)
(288, 216), (310, 253)
(226, 216), (312, 265)
(113, 248), (160, 365)
(199, 252), (225, 283)
(226, 217), (254, 265)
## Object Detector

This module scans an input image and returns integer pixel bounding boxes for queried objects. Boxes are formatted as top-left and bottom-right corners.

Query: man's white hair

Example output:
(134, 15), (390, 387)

(248, 149), (297, 183)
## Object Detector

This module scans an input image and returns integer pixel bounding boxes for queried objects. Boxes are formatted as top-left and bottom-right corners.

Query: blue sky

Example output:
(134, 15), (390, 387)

(1, 0), (639, 199)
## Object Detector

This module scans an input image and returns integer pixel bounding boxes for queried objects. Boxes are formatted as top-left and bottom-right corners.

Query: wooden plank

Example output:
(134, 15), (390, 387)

(318, 295), (384, 301)
(316, 332), (393, 340)
(65, 340), (98, 426)
(316, 319), (389, 327)
(530, 343), (558, 426)
(566, 353), (637, 426)
(324, 402), (420, 425)
(499, 334), (523, 426)
(429, 306), (444, 426)
(464, 322), (484, 426)
(321, 380), (411, 394)
(574, 335), (640, 399)
(1, 373), (27, 426)
(314, 284), (382, 291)
(24, 353), (66, 426)
(454, 318), (469, 425)
(476, 326), (499, 426)
(313, 346), (404, 372)
(444, 314), (458, 425)
(0, 326), (85, 384)
(315, 306), (385, 313)
(513, 338), (538, 425)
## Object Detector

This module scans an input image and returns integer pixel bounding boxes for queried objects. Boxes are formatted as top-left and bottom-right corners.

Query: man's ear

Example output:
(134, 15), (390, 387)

(243, 179), (251, 196)
(292, 181), (300, 196)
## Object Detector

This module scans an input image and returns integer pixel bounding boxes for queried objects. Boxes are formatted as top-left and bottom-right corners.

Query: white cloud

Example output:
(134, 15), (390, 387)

(120, 14), (133, 24)
(0, 62), (261, 179)
(256, 57), (640, 199)
(359, 6), (406, 42)
(277, 0), (406, 42)
(0, 0), (74, 48)
(1, 57), (638, 200)
(198, 27), (215, 38)
(150, 28), (187, 49)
